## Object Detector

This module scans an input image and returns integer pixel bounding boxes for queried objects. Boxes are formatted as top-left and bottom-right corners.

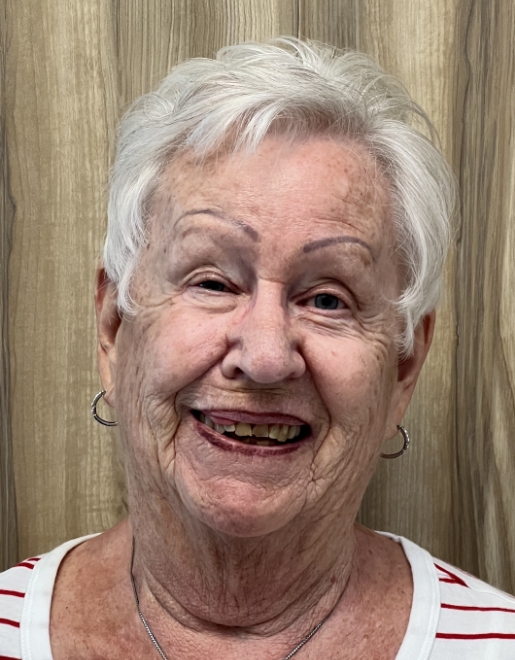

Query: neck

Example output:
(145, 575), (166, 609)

(128, 499), (360, 638)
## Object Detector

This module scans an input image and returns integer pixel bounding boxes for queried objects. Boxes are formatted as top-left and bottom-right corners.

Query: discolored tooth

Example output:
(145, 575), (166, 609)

(288, 425), (302, 439)
(215, 424), (225, 433)
(277, 425), (289, 442)
(268, 424), (281, 440)
(256, 439), (273, 446)
(204, 416), (214, 429)
(199, 413), (206, 423)
(253, 424), (269, 438)
(235, 422), (252, 437)
(224, 424), (236, 432)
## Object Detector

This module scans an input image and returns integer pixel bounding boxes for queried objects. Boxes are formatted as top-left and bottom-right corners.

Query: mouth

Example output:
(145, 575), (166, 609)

(191, 410), (311, 447)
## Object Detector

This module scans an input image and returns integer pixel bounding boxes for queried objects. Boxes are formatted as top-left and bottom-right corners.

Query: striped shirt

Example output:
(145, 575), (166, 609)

(1, 533), (515, 659)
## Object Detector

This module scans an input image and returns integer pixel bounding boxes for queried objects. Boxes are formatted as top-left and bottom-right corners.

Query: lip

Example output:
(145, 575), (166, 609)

(198, 409), (309, 427)
(192, 414), (311, 456)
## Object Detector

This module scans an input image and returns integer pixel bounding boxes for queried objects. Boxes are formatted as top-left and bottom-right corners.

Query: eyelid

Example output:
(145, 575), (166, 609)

(298, 283), (353, 307)
(189, 270), (228, 284)
(189, 271), (236, 293)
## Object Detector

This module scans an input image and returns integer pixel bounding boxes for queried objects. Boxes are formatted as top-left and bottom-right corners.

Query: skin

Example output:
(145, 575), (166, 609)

(50, 135), (435, 659)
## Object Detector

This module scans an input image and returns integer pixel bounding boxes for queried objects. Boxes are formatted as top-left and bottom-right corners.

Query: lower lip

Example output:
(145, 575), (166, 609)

(192, 415), (309, 456)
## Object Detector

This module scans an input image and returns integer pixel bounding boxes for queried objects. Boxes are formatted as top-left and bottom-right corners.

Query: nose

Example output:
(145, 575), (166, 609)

(221, 283), (306, 384)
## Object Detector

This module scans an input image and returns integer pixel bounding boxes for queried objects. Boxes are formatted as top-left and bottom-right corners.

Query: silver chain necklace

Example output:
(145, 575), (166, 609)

(130, 537), (330, 660)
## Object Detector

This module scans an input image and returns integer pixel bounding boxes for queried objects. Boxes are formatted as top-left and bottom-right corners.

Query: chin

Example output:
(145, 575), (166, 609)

(177, 480), (303, 538)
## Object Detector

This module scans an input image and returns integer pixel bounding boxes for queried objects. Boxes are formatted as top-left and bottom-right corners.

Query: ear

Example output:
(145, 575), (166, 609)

(384, 310), (436, 440)
(95, 267), (122, 407)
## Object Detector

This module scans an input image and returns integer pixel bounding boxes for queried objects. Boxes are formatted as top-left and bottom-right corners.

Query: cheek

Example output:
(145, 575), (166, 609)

(119, 306), (230, 398)
(291, 336), (397, 509)
(308, 336), (395, 434)
(116, 309), (232, 489)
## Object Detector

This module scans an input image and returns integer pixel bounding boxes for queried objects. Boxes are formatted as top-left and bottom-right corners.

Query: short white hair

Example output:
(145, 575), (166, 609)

(104, 37), (455, 356)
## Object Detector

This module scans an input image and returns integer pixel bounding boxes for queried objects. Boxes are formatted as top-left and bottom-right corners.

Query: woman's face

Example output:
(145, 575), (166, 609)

(97, 136), (432, 538)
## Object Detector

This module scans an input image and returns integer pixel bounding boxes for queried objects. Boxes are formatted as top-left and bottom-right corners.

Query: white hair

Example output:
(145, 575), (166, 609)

(104, 37), (455, 356)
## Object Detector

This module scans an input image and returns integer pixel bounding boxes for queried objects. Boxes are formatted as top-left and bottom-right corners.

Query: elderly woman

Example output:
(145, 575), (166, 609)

(2, 37), (515, 660)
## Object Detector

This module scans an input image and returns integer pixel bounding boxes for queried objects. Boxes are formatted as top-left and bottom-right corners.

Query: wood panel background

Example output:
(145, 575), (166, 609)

(1, 0), (514, 593)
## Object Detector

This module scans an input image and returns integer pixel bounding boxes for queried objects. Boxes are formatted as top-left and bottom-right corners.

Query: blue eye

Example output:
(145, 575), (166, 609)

(198, 280), (228, 292)
(314, 294), (341, 310)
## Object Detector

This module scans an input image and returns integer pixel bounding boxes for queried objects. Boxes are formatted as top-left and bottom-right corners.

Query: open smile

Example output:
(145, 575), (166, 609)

(191, 409), (312, 453)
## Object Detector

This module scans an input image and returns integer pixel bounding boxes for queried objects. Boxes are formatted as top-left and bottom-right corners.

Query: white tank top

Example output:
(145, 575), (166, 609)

(2, 533), (515, 659)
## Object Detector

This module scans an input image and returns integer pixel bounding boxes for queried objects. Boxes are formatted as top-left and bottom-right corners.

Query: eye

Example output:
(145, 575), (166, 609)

(312, 293), (344, 310)
(197, 280), (229, 292)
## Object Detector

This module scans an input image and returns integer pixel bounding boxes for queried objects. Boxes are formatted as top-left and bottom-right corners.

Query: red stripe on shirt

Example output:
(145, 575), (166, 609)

(435, 563), (469, 587)
(0, 589), (24, 598)
(437, 632), (515, 640)
(442, 603), (515, 614)
(24, 558), (40, 563)
(15, 562), (35, 570)
(0, 618), (20, 628)
(0, 656), (22, 660)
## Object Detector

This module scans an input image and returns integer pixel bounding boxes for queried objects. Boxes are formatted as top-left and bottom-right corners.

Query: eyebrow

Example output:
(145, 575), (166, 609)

(175, 209), (374, 259)
(175, 209), (260, 241)
(302, 235), (375, 260)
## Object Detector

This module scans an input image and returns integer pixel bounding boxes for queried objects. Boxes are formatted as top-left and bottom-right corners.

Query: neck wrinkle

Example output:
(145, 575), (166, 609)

(129, 516), (359, 642)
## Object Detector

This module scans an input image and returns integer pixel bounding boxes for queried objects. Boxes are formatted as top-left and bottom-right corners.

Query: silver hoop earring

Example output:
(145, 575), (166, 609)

(381, 424), (409, 459)
(91, 390), (118, 427)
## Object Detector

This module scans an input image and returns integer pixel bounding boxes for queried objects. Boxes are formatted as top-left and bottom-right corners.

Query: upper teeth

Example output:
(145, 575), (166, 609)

(199, 413), (302, 442)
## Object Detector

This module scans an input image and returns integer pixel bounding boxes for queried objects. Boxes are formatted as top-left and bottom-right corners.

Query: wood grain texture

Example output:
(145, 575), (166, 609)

(455, 0), (515, 591)
(116, 0), (296, 107)
(6, 0), (124, 559)
(3, 0), (515, 595)
(356, 0), (463, 567)
(298, 0), (359, 48)
(0, 0), (18, 572)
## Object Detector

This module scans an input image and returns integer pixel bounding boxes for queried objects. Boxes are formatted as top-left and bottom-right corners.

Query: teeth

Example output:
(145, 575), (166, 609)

(253, 424), (269, 438)
(235, 422), (252, 437)
(198, 413), (305, 442)
(268, 424), (281, 440)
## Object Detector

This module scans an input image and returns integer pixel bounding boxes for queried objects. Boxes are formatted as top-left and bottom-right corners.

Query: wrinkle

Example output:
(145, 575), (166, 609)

(107, 136), (409, 642)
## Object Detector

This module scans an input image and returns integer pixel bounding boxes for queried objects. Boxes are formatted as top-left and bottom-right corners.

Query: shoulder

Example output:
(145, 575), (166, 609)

(434, 557), (515, 645)
(382, 533), (515, 659)
(0, 555), (43, 659)
(0, 535), (100, 660)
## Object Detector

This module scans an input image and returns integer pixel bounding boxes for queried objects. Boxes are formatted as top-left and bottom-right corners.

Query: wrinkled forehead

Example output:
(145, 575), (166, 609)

(149, 135), (396, 258)
(129, 136), (404, 312)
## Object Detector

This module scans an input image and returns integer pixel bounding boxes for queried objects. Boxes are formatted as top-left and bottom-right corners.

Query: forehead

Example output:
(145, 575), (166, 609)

(151, 136), (394, 254)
